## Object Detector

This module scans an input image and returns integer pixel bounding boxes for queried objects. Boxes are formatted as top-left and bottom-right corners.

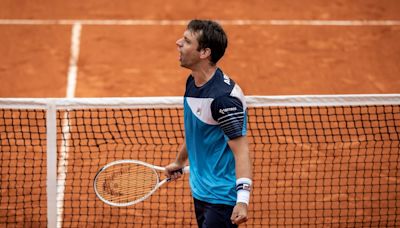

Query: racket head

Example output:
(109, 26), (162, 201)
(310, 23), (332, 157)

(94, 160), (162, 207)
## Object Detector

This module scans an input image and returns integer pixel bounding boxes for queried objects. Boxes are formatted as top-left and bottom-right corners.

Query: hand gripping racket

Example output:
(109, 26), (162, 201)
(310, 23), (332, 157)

(94, 160), (189, 207)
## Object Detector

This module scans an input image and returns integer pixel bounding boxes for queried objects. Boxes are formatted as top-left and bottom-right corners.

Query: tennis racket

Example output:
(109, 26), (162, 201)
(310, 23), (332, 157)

(94, 159), (189, 207)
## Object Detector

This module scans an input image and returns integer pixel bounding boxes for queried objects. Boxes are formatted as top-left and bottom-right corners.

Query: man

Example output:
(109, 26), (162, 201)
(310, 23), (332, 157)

(165, 19), (252, 227)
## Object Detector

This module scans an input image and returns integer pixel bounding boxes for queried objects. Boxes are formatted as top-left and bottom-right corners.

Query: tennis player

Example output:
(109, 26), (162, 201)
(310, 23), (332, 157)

(165, 19), (253, 227)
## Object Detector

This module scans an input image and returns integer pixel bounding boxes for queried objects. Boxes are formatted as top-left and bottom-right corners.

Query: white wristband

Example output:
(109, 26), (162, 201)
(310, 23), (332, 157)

(236, 178), (252, 205)
(237, 189), (250, 205)
(236, 178), (252, 186)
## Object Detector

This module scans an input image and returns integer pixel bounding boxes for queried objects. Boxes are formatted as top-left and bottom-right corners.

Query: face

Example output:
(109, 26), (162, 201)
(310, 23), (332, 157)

(176, 30), (201, 69)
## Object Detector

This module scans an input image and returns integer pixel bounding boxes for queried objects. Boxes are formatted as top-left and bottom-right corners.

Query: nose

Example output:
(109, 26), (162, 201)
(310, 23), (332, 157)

(176, 38), (183, 47)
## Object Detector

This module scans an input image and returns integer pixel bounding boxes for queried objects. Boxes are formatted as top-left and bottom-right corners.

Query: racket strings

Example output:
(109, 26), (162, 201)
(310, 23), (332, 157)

(96, 163), (159, 204)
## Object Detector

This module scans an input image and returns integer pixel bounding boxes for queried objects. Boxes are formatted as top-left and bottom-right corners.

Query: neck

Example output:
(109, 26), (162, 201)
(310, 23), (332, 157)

(191, 65), (218, 87)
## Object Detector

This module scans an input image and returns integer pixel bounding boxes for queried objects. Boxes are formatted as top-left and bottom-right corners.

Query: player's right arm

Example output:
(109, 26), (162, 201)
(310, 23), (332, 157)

(165, 141), (188, 180)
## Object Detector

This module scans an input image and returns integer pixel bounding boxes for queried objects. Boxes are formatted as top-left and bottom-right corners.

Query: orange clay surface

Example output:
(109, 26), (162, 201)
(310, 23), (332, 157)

(0, 0), (400, 97)
(0, 1), (399, 227)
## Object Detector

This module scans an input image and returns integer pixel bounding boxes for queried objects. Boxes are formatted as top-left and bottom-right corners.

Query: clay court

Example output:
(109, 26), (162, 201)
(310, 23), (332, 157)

(1, 0), (400, 227)
(1, 0), (400, 97)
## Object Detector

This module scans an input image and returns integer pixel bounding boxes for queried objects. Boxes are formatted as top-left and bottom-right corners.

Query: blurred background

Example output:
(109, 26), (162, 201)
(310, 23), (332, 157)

(1, 0), (399, 98)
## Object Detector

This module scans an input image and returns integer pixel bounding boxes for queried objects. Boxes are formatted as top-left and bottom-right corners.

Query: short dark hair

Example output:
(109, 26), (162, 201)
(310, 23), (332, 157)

(187, 19), (228, 65)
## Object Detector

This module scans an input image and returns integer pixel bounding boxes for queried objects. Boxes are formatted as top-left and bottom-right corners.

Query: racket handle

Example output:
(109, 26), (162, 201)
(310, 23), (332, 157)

(170, 166), (190, 175)
(182, 166), (190, 173)
(166, 166), (190, 182)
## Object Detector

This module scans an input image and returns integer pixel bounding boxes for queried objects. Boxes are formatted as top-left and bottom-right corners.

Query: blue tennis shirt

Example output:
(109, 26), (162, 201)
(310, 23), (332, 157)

(183, 68), (247, 206)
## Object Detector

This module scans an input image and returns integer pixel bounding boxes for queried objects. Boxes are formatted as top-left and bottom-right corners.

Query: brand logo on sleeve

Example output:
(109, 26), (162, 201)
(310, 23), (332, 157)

(219, 107), (237, 115)
(223, 74), (231, 85)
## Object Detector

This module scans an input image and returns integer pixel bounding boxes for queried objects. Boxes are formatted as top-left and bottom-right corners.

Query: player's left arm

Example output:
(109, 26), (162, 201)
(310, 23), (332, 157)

(229, 135), (252, 180)
(229, 135), (252, 225)
(211, 95), (253, 225)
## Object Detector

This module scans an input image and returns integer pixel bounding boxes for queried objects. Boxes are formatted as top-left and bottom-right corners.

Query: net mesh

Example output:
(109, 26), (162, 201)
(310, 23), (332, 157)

(0, 109), (48, 227)
(1, 97), (399, 227)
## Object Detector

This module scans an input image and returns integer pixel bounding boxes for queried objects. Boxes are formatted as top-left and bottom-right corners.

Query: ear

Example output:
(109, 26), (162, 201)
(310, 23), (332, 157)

(199, 48), (211, 60)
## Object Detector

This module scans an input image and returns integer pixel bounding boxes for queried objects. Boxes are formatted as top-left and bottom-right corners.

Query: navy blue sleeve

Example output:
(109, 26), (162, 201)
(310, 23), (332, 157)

(211, 95), (245, 140)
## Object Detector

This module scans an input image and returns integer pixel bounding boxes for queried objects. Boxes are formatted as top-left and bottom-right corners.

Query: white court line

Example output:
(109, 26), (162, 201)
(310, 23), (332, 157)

(66, 23), (82, 98)
(56, 115), (71, 228)
(56, 23), (81, 228)
(0, 19), (400, 26)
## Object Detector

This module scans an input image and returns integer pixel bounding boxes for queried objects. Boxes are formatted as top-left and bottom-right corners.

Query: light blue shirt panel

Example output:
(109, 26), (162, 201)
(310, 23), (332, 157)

(184, 97), (237, 205)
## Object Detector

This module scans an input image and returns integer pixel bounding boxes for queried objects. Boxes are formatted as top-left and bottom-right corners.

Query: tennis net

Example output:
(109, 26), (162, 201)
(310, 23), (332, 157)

(0, 95), (399, 227)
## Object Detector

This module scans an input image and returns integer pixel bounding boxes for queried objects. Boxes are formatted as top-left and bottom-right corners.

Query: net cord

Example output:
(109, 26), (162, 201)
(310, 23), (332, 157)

(0, 95), (399, 110)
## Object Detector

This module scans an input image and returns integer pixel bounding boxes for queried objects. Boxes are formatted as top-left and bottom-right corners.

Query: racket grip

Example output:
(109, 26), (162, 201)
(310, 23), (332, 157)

(166, 166), (190, 182)
(170, 166), (190, 175)
(182, 166), (190, 173)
